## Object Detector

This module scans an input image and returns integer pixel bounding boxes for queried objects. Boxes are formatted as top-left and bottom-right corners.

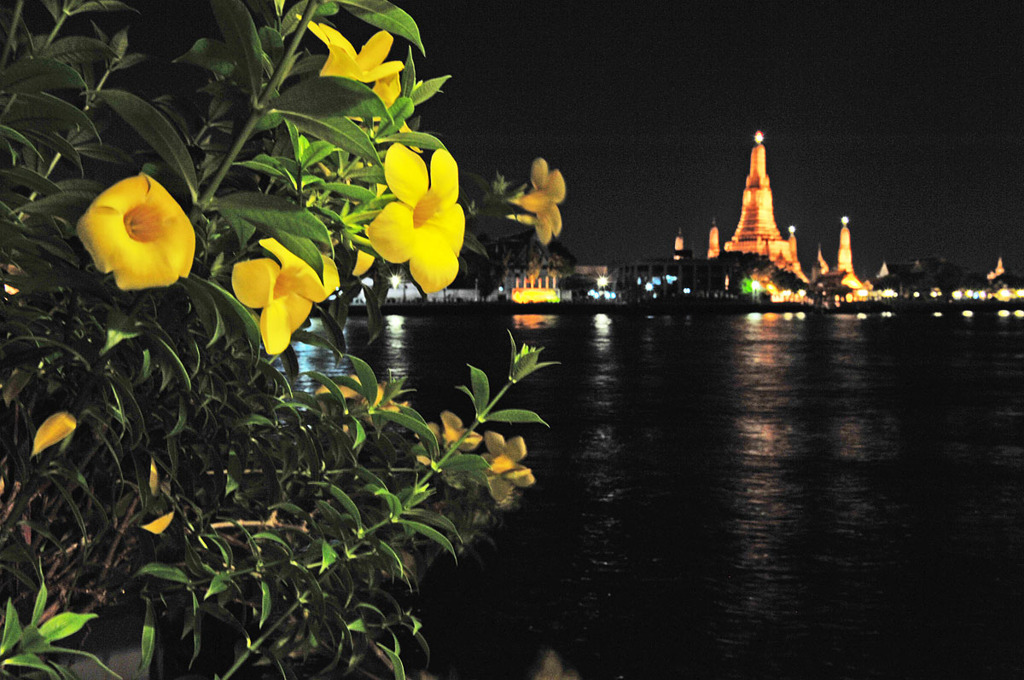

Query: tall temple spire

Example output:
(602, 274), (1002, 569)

(987, 256), (1005, 280)
(722, 132), (807, 282)
(837, 217), (853, 273)
(708, 219), (720, 259)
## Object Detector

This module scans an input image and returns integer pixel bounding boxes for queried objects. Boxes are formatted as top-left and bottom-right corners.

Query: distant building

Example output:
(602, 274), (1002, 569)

(616, 257), (732, 303)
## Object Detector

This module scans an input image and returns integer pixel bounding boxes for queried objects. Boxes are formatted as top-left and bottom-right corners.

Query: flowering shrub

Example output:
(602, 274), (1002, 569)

(0, 1), (562, 678)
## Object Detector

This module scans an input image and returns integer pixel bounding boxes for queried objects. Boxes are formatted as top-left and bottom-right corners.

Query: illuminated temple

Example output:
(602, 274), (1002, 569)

(716, 132), (807, 282)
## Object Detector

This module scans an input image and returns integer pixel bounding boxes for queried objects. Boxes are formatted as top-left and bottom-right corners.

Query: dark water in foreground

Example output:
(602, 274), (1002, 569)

(300, 311), (1024, 680)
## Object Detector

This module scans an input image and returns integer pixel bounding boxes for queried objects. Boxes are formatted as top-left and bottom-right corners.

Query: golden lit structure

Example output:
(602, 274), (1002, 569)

(721, 132), (807, 282)
(707, 219), (720, 258)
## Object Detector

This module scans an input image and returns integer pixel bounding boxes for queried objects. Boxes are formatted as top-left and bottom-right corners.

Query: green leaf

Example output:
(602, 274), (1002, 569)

(95, 90), (198, 201)
(1, 654), (56, 676)
(338, 0), (424, 55)
(4, 93), (98, 139)
(345, 354), (379, 405)
(2, 599), (22, 656)
(278, 111), (379, 163)
(204, 573), (233, 599)
(259, 582), (272, 629)
(139, 599), (156, 675)
(397, 520), (456, 561)
(211, 0), (264, 98)
(175, 38), (236, 77)
(320, 541), (338, 573)
(0, 168), (61, 196)
(375, 409), (439, 456)
(321, 182), (377, 203)
(325, 484), (363, 529)
(68, 0), (136, 14)
(0, 58), (86, 93)
(484, 409), (549, 426)
(215, 192), (331, 245)
(15, 190), (96, 220)
(467, 365), (490, 412)
(181, 277), (260, 349)
(272, 75), (390, 127)
(31, 583), (47, 626)
(437, 453), (490, 474)
(375, 131), (447, 151)
(37, 613), (97, 643)
(135, 563), (190, 584)
(38, 36), (116, 64)
(409, 75), (450, 105)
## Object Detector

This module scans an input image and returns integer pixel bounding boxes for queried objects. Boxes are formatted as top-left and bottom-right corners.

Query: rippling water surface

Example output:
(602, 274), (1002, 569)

(297, 312), (1024, 679)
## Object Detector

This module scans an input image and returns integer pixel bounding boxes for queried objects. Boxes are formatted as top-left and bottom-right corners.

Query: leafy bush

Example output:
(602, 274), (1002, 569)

(0, 1), (562, 677)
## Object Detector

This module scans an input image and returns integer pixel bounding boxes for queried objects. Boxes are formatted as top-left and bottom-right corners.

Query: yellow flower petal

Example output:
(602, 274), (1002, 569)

(308, 23), (357, 59)
(373, 73), (402, 107)
(408, 229), (460, 293)
(231, 258), (279, 309)
(367, 201), (416, 263)
(141, 511), (174, 535)
(357, 31), (394, 72)
(77, 174), (195, 290)
(32, 411), (77, 456)
(530, 158), (549, 190)
(544, 169), (566, 203)
(489, 454), (518, 475)
(504, 435), (528, 463)
(149, 459), (160, 496)
(421, 203), (466, 254)
(320, 255), (341, 295)
(428, 149), (460, 210)
(259, 296), (311, 355)
(385, 144), (429, 207)
(487, 477), (514, 501)
(353, 249), (375, 276)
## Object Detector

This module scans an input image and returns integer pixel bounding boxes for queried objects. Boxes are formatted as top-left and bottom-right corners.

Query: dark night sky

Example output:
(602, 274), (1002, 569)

(109, 2), (1024, 276)
(396, 1), (1023, 277)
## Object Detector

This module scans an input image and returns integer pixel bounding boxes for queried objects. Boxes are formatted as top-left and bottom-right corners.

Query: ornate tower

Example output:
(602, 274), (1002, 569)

(837, 218), (853, 274)
(673, 229), (685, 260)
(708, 220), (720, 258)
(723, 132), (806, 281)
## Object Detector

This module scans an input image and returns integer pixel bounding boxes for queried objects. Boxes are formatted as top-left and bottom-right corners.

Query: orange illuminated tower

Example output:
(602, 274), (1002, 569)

(723, 132), (807, 281)
(707, 219), (720, 258)
(673, 229), (685, 260)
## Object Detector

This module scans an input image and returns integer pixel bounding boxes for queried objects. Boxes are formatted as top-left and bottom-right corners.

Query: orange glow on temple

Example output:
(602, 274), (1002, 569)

(512, 287), (560, 304)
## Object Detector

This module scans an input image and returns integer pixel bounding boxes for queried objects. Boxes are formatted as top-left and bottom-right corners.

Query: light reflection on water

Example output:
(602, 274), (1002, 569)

(300, 312), (1024, 679)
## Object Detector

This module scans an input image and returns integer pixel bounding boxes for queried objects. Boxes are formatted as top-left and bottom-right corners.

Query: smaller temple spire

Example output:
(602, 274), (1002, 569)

(673, 228), (685, 260)
(708, 219), (720, 259)
(987, 256), (1005, 280)
(817, 244), (830, 274)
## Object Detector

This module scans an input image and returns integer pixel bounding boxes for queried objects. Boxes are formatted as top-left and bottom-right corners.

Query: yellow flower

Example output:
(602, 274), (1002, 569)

(141, 511), (174, 535)
(481, 431), (535, 502)
(366, 144), (465, 293)
(427, 411), (483, 452)
(308, 23), (403, 83)
(373, 72), (401, 107)
(318, 375), (403, 413)
(231, 238), (340, 355)
(77, 174), (195, 290)
(353, 249), (375, 277)
(512, 158), (566, 245)
(32, 411), (77, 456)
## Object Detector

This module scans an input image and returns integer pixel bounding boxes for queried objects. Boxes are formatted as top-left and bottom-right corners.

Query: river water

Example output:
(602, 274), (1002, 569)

(298, 311), (1024, 679)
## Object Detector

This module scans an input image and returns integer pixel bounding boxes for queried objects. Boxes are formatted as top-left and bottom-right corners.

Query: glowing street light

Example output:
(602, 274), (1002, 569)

(389, 273), (406, 301)
(597, 275), (609, 289)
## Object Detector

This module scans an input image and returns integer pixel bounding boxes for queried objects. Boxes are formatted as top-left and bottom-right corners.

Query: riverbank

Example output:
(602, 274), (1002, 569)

(347, 299), (1024, 316)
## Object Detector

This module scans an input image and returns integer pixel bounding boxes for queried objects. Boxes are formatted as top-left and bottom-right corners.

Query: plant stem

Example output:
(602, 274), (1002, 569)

(0, 0), (25, 70)
(219, 600), (301, 680)
(195, 0), (324, 211)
